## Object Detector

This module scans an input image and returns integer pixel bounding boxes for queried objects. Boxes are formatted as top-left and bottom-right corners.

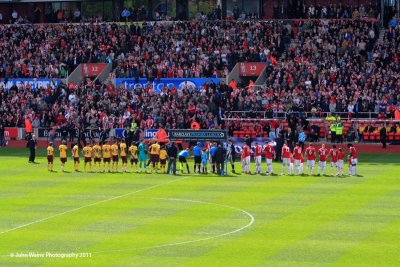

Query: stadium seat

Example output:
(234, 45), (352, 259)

(363, 133), (370, 142)
(388, 133), (395, 141)
(376, 134), (380, 141)
(369, 133), (376, 142)
(395, 133), (400, 141)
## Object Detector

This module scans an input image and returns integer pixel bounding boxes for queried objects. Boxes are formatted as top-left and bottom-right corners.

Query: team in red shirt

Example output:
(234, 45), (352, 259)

(240, 142), (358, 176)
(241, 143), (251, 174)
(254, 142), (263, 174)
(264, 141), (275, 175)
(348, 143), (358, 176)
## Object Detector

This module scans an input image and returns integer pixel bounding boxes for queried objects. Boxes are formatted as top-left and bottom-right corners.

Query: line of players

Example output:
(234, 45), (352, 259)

(240, 141), (359, 176)
(46, 138), (359, 176)
(46, 140), (169, 173)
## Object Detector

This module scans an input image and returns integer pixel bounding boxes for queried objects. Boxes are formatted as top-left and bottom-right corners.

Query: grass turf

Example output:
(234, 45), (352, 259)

(0, 148), (399, 266)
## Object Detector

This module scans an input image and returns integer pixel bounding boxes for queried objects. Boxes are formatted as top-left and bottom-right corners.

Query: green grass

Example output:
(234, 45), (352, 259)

(0, 148), (399, 266)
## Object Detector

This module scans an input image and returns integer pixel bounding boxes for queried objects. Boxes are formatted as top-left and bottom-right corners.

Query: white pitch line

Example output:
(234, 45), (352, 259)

(88, 197), (255, 254)
(0, 176), (190, 235)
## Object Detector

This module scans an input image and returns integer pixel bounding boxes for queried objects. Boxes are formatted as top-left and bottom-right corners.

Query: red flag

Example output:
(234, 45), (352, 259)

(271, 56), (277, 66)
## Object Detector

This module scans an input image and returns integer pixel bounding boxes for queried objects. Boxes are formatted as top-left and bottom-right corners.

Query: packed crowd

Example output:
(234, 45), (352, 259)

(226, 19), (400, 118)
(292, 3), (377, 19)
(0, 18), (399, 144)
(0, 20), (284, 80)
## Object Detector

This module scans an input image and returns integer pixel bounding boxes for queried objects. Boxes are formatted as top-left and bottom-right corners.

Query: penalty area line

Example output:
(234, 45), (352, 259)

(0, 176), (191, 236)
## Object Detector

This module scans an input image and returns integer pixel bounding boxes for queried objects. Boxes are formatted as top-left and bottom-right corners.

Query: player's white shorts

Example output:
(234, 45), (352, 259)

(338, 160), (344, 168)
(307, 160), (315, 167)
(294, 159), (300, 166)
(330, 161), (338, 167)
(282, 158), (290, 165)
(254, 156), (261, 165)
(351, 158), (358, 165)
(319, 161), (327, 168)
(266, 158), (272, 165)
(243, 156), (250, 165)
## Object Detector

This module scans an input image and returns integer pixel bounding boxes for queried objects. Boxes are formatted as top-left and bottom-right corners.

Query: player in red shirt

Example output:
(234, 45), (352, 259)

(289, 152), (294, 175)
(347, 143), (358, 176)
(293, 143), (303, 175)
(317, 144), (328, 175)
(328, 145), (339, 176)
(241, 143), (251, 174)
(347, 155), (353, 176)
(305, 143), (316, 175)
(281, 142), (291, 175)
(300, 154), (305, 174)
(337, 148), (345, 176)
(253, 142), (262, 174)
(264, 141), (275, 175)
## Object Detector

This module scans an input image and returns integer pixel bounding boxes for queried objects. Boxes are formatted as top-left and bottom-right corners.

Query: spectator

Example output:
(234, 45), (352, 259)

(11, 10), (18, 23)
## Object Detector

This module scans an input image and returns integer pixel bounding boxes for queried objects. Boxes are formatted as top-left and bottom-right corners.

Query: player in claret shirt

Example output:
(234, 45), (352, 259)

(337, 148), (345, 176)
(305, 143), (316, 175)
(253, 142), (262, 174)
(347, 143), (358, 176)
(263, 141), (275, 175)
(293, 143), (303, 175)
(281, 142), (291, 175)
(328, 145), (338, 176)
(317, 144), (328, 176)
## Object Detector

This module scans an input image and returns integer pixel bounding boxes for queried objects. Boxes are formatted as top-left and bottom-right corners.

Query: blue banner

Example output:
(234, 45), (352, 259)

(115, 128), (127, 138)
(144, 129), (158, 139)
(0, 79), (61, 90)
(116, 78), (221, 94)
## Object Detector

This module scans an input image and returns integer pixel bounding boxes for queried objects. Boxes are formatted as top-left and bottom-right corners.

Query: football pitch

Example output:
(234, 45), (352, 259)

(0, 148), (399, 267)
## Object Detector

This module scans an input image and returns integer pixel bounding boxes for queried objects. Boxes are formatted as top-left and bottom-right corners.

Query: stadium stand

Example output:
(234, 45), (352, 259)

(0, 16), (399, 144)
